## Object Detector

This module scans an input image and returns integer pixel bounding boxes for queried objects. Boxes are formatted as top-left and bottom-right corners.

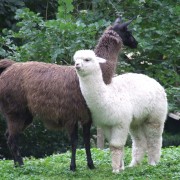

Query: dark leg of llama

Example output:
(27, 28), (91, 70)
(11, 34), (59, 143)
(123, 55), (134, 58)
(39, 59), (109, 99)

(70, 122), (78, 171)
(5, 111), (33, 166)
(83, 121), (95, 169)
(70, 121), (95, 171)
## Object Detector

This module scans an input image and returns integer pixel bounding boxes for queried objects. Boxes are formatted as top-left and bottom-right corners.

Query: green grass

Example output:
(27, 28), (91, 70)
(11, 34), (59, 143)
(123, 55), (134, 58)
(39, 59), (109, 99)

(0, 147), (180, 180)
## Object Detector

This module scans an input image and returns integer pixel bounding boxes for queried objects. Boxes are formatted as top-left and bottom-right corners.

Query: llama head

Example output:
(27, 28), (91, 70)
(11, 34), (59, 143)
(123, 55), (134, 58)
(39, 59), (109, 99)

(112, 17), (138, 48)
(74, 50), (106, 77)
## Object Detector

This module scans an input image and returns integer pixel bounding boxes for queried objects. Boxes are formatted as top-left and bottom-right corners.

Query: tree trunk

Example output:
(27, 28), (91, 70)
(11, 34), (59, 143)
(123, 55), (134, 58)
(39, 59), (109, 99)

(97, 128), (104, 149)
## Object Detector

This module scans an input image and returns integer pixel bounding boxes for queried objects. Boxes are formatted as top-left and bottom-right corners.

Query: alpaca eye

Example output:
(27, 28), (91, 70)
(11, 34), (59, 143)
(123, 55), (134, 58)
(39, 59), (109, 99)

(84, 59), (90, 62)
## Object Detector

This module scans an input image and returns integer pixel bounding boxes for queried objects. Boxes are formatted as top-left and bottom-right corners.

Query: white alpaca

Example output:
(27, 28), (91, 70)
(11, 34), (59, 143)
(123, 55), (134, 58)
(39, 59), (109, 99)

(74, 50), (168, 173)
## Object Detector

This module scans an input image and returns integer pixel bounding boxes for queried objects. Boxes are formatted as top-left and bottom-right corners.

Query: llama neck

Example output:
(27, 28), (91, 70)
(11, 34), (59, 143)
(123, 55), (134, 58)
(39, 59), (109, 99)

(94, 28), (123, 84)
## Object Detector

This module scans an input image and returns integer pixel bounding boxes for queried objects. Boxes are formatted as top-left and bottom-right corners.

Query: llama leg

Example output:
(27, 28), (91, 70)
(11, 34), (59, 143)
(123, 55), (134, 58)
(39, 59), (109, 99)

(83, 121), (95, 169)
(129, 125), (147, 167)
(70, 122), (78, 171)
(7, 132), (23, 166)
(5, 130), (22, 166)
(6, 120), (23, 166)
(6, 113), (32, 167)
(143, 121), (164, 165)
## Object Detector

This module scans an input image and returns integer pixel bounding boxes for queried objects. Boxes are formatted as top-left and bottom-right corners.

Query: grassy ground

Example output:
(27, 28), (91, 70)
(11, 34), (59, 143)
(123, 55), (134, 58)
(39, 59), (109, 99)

(0, 146), (179, 180)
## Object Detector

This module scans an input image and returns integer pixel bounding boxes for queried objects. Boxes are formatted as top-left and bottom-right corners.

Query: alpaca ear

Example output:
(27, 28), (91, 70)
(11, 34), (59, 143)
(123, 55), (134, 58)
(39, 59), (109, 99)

(96, 57), (106, 63)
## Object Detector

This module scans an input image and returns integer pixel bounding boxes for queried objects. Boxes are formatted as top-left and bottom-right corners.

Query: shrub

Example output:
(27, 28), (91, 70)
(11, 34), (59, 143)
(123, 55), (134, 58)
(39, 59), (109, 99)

(0, 0), (179, 159)
(163, 132), (180, 147)
(0, 3), (111, 62)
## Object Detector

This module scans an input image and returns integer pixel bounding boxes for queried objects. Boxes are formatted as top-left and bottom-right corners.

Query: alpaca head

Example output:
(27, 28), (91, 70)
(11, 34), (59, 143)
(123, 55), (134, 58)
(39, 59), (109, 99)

(112, 17), (138, 48)
(74, 50), (106, 77)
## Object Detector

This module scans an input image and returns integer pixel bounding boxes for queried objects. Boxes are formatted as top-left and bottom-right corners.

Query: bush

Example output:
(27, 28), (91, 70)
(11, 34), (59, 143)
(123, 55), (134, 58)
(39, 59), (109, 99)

(166, 87), (180, 112)
(163, 132), (180, 147)
(0, 0), (179, 159)
(0, 0), (58, 31)
(0, 4), (111, 62)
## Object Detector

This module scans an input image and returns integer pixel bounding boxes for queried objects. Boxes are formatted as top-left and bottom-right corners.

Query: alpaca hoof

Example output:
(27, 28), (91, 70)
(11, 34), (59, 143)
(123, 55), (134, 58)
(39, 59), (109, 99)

(149, 161), (157, 166)
(129, 160), (138, 167)
(112, 166), (124, 173)
(112, 169), (120, 173)
(128, 163), (134, 167)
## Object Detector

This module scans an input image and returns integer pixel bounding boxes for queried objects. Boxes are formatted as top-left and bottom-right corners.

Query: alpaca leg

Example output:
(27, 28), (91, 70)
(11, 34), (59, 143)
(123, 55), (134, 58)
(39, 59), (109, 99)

(129, 125), (147, 167)
(83, 121), (95, 169)
(70, 122), (78, 171)
(109, 126), (128, 173)
(143, 121), (164, 165)
(110, 146), (124, 173)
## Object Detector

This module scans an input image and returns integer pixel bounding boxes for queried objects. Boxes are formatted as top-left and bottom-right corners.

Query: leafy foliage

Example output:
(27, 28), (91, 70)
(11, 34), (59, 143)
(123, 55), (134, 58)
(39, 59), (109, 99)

(0, 0), (58, 31)
(0, 0), (179, 160)
(163, 133), (180, 147)
(1, 0), (179, 81)
(0, 0), (24, 30)
(0, 147), (180, 179)
(0, 8), (110, 64)
(166, 87), (180, 112)
(23, 0), (58, 20)
(0, 0), (180, 79)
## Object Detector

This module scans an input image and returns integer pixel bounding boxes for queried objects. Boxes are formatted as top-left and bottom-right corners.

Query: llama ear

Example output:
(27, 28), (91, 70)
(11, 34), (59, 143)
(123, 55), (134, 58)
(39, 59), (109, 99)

(114, 16), (123, 25)
(118, 16), (137, 30)
(96, 57), (106, 63)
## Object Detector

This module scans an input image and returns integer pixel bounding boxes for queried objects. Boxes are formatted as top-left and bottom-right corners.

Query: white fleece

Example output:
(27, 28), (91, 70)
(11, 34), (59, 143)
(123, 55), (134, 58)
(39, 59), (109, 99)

(74, 50), (168, 173)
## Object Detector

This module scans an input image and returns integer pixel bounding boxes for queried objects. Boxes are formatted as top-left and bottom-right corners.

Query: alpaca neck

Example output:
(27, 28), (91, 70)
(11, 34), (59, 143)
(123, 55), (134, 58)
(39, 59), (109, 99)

(94, 28), (123, 84)
(78, 69), (107, 102)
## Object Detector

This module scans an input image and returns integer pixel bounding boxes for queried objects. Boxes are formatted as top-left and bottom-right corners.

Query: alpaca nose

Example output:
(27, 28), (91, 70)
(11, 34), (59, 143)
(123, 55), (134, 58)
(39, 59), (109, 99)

(75, 63), (81, 70)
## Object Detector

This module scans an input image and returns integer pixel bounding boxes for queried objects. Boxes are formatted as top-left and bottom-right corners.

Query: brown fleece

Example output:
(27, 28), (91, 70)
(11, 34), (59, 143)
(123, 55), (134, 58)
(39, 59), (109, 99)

(0, 27), (123, 135)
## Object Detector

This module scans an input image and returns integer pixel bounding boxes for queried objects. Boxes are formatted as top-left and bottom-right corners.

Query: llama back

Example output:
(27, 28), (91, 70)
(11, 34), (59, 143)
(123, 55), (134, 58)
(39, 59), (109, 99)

(0, 59), (15, 74)
(113, 73), (168, 123)
(0, 62), (90, 130)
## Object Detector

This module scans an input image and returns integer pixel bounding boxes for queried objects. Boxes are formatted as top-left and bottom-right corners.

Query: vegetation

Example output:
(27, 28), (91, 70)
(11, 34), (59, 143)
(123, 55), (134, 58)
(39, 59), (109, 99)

(0, 0), (179, 108)
(0, 0), (179, 160)
(0, 147), (180, 179)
